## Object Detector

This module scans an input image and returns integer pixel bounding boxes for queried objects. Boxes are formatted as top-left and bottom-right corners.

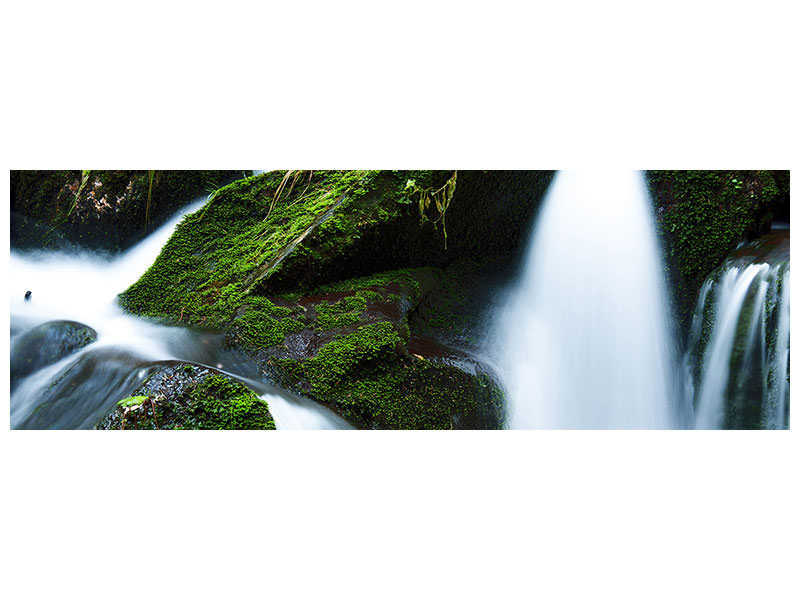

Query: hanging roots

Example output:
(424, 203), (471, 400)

(404, 170), (458, 249)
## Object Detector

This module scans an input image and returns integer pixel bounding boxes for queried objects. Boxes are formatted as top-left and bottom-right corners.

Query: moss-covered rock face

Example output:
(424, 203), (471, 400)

(96, 363), (276, 430)
(225, 267), (505, 429)
(118, 170), (553, 328)
(647, 170), (781, 330)
(114, 170), (555, 429)
(10, 170), (244, 251)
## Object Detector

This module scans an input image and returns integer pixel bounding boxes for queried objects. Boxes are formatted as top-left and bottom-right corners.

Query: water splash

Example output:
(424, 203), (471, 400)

(492, 171), (678, 429)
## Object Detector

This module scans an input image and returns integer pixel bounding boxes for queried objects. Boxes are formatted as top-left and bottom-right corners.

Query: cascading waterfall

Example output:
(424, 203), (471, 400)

(687, 231), (790, 429)
(10, 195), (347, 430)
(492, 171), (679, 429)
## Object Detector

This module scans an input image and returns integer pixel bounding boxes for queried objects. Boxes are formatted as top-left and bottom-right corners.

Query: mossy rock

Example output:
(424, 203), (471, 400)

(647, 170), (782, 331)
(118, 170), (554, 330)
(115, 171), (555, 429)
(10, 170), (244, 251)
(96, 363), (276, 430)
(224, 268), (505, 429)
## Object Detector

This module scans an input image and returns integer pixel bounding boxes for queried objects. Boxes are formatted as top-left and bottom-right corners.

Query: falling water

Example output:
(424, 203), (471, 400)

(492, 171), (678, 429)
(688, 231), (790, 429)
(10, 196), (346, 430)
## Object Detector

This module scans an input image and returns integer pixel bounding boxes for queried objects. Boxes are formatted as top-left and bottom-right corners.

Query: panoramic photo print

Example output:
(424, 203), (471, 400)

(9, 170), (790, 430)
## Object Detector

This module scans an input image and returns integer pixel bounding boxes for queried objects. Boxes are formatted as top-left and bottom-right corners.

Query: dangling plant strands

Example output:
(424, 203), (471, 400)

(405, 170), (458, 249)
(70, 170), (92, 219)
(144, 170), (155, 231)
(41, 170), (92, 243)
(265, 170), (315, 221)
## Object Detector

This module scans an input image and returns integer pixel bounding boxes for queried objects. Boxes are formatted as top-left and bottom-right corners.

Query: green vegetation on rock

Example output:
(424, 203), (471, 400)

(97, 367), (276, 430)
(647, 170), (780, 329)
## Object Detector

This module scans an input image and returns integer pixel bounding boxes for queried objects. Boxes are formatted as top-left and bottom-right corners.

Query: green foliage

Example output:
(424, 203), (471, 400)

(647, 170), (779, 328)
(117, 395), (148, 407)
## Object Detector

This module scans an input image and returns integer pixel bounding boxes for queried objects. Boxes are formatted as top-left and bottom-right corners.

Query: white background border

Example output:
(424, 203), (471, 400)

(2, 2), (797, 599)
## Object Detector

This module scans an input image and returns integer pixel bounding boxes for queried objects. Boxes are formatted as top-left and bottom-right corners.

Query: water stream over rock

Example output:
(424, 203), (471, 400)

(687, 230), (790, 429)
(10, 196), (347, 430)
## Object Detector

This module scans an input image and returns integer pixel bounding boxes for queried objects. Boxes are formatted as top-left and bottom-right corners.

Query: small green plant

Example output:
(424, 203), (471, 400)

(117, 395), (148, 407)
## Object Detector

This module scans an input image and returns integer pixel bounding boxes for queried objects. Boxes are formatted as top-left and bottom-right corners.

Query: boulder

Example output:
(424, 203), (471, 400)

(96, 363), (276, 430)
(10, 320), (97, 388)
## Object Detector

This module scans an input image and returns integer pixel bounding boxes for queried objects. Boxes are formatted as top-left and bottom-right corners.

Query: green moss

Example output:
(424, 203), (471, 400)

(314, 295), (367, 330)
(110, 373), (275, 430)
(231, 297), (306, 348)
(260, 321), (503, 429)
(185, 375), (275, 430)
(647, 170), (779, 329)
(304, 322), (403, 386)
(118, 170), (430, 328)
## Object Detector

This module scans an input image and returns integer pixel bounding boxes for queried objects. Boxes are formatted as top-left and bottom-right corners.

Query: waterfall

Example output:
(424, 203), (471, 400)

(492, 171), (678, 429)
(688, 231), (790, 429)
(10, 195), (346, 430)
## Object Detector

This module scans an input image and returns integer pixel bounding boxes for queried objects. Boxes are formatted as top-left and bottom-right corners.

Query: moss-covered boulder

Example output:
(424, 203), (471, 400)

(114, 170), (557, 429)
(96, 363), (276, 430)
(225, 269), (505, 429)
(10, 170), (244, 251)
(647, 170), (783, 330)
(118, 170), (552, 326)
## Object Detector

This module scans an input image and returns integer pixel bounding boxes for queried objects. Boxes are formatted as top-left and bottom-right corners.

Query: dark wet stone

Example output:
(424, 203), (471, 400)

(16, 347), (154, 429)
(10, 320), (98, 387)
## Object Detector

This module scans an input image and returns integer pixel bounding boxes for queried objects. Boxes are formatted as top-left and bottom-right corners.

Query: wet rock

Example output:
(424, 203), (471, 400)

(96, 363), (276, 430)
(15, 347), (153, 429)
(224, 269), (505, 429)
(10, 320), (97, 387)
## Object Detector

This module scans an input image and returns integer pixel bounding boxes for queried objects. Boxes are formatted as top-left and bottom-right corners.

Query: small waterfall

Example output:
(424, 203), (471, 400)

(688, 232), (790, 429)
(10, 195), (345, 430)
(492, 171), (678, 429)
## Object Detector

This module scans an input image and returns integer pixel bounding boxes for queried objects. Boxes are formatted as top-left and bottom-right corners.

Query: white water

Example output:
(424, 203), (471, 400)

(492, 171), (678, 429)
(10, 196), (346, 430)
(688, 241), (790, 429)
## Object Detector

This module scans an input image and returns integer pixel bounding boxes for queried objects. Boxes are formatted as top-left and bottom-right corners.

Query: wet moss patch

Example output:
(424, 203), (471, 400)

(97, 364), (275, 430)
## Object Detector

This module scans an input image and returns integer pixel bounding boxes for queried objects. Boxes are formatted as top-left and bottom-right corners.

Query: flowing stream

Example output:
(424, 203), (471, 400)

(687, 231), (790, 429)
(491, 171), (679, 429)
(10, 196), (349, 430)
